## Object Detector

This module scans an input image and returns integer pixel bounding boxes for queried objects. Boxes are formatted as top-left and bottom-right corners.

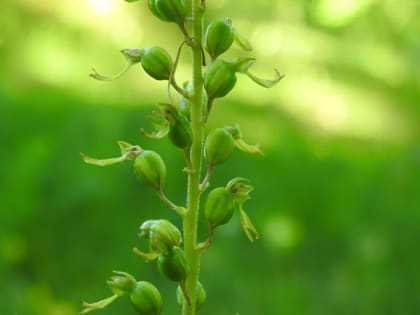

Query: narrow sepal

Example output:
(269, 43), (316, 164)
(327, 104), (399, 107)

(80, 294), (119, 314)
(89, 63), (133, 81)
(245, 68), (284, 88)
(233, 28), (253, 51)
(81, 142), (141, 167)
(239, 206), (259, 242)
(133, 247), (161, 262)
(225, 125), (264, 156)
(141, 109), (171, 140)
(89, 49), (143, 81)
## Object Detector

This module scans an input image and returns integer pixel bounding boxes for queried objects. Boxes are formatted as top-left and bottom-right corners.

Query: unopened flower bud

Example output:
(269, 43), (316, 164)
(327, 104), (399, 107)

(149, 220), (182, 255)
(148, 0), (186, 25)
(107, 271), (137, 296)
(129, 281), (163, 315)
(204, 187), (235, 228)
(177, 281), (206, 311)
(204, 18), (234, 60)
(157, 246), (188, 282)
(204, 128), (235, 166)
(139, 220), (160, 239)
(133, 150), (167, 191)
(141, 46), (173, 81)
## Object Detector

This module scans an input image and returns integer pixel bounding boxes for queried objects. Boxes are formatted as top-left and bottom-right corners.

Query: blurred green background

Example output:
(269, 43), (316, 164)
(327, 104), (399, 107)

(1, 0), (419, 314)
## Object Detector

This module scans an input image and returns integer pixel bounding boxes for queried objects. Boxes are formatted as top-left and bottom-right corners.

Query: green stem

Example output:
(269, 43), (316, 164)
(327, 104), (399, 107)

(182, 0), (204, 314)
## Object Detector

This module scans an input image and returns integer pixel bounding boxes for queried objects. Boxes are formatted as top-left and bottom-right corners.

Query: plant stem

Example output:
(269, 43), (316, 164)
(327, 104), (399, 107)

(182, 0), (204, 314)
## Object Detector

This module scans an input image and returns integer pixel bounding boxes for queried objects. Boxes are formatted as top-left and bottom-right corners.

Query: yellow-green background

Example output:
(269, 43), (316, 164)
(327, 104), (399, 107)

(0, 0), (419, 314)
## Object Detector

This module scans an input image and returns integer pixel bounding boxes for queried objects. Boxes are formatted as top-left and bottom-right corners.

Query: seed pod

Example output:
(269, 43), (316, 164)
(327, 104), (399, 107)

(204, 128), (235, 166)
(169, 114), (192, 149)
(157, 246), (188, 282)
(134, 150), (166, 191)
(204, 59), (237, 100)
(141, 46), (173, 81)
(148, 0), (186, 25)
(129, 281), (163, 315)
(204, 187), (235, 228)
(177, 281), (206, 311)
(204, 18), (234, 60)
(149, 220), (182, 255)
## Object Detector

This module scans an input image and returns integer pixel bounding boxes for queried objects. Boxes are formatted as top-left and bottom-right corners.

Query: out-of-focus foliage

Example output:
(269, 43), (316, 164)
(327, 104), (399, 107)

(0, 1), (419, 315)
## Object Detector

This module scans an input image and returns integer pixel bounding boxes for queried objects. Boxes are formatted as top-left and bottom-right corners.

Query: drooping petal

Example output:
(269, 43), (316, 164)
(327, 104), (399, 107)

(245, 68), (284, 88)
(239, 206), (259, 242)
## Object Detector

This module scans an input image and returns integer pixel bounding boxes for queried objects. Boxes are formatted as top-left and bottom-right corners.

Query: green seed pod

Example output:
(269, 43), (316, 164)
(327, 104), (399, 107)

(169, 114), (192, 149)
(149, 220), (182, 255)
(204, 187), (235, 228)
(204, 59), (237, 100)
(148, 0), (186, 24)
(134, 150), (166, 190)
(157, 246), (188, 282)
(129, 281), (163, 315)
(177, 281), (206, 311)
(204, 128), (235, 166)
(204, 18), (234, 60)
(141, 46), (173, 81)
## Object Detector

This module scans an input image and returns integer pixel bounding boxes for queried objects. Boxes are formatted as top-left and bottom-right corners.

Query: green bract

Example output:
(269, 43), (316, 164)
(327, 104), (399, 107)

(204, 187), (235, 228)
(148, 0), (186, 25)
(134, 150), (167, 190)
(204, 128), (235, 166)
(204, 18), (234, 60)
(141, 46), (173, 80)
(129, 281), (163, 315)
(157, 246), (188, 282)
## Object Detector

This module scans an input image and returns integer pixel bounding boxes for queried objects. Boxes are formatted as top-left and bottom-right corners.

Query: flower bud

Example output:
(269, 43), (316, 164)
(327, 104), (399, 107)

(107, 271), (137, 296)
(204, 59), (237, 100)
(148, 0), (186, 25)
(133, 150), (166, 191)
(139, 220), (160, 239)
(226, 177), (254, 203)
(177, 281), (206, 311)
(141, 46), (173, 81)
(149, 220), (182, 255)
(204, 128), (235, 166)
(157, 246), (188, 282)
(129, 281), (163, 315)
(204, 18), (234, 60)
(204, 187), (235, 228)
